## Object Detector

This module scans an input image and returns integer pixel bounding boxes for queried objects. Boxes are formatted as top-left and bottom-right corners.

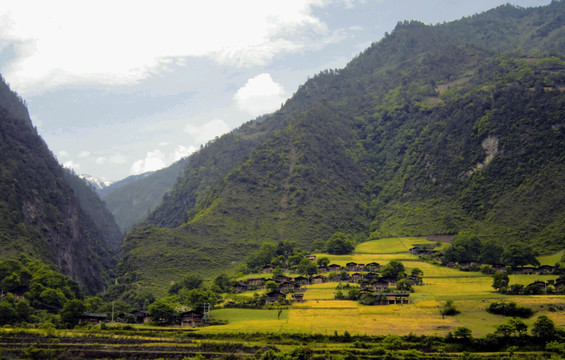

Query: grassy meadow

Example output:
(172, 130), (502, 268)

(202, 237), (565, 337)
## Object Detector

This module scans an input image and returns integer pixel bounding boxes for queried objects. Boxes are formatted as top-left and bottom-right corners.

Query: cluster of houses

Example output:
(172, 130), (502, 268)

(444, 261), (558, 275)
(80, 309), (206, 327)
(235, 260), (419, 305)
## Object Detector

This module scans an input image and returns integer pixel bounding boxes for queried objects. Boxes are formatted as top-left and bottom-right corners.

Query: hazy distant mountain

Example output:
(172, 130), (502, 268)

(0, 74), (120, 294)
(112, 2), (565, 297)
(97, 172), (153, 197)
(80, 174), (114, 192)
(102, 160), (188, 233)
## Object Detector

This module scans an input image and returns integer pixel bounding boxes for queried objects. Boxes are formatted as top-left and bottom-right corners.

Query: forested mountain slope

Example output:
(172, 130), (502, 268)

(115, 2), (565, 296)
(0, 75), (120, 294)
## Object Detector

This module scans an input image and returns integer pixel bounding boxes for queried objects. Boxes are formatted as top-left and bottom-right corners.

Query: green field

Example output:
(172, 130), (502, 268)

(202, 238), (565, 337)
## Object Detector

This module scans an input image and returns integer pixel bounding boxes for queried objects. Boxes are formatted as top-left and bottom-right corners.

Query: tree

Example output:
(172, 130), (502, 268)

(494, 323), (514, 338)
(60, 299), (85, 328)
(508, 317), (528, 337)
(440, 300), (460, 318)
(148, 300), (176, 325)
(326, 232), (355, 255)
(531, 315), (557, 340)
(265, 281), (278, 293)
(181, 274), (204, 290)
(317, 257), (330, 267)
(381, 260), (406, 280)
(184, 288), (221, 312)
(492, 273), (509, 292)
(213, 273), (233, 293)
(0, 301), (17, 325)
(452, 326), (472, 340)
(297, 258), (318, 276)
(500, 243), (540, 268)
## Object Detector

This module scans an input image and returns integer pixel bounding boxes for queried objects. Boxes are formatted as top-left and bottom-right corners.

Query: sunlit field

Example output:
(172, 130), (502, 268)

(201, 238), (564, 336)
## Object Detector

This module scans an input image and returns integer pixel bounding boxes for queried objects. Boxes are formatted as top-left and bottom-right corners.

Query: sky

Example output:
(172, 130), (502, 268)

(0, 0), (552, 181)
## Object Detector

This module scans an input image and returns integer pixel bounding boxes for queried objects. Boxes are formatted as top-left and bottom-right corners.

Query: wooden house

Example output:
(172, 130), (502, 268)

(247, 277), (266, 287)
(313, 275), (326, 284)
(81, 313), (107, 324)
(292, 293), (305, 303)
(180, 311), (204, 327)
(346, 262), (358, 271)
(365, 262), (380, 271)
(328, 264), (341, 272)
(234, 281), (248, 292)
(350, 273), (363, 283)
(384, 293), (410, 305)
(537, 265), (554, 274)
(131, 310), (150, 324)
(373, 280), (388, 292)
(265, 291), (284, 304)
(262, 265), (274, 273)
(275, 275), (291, 283)
(279, 281), (295, 293)
(293, 276), (309, 285)
(318, 266), (329, 273)
(522, 268), (535, 275)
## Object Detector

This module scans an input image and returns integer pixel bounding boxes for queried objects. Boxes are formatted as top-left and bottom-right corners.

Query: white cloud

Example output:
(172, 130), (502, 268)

(78, 150), (90, 158)
(234, 73), (287, 116)
(0, 0), (330, 95)
(63, 160), (80, 172)
(109, 154), (127, 164)
(57, 150), (69, 158)
(174, 145), (197, 161)
(184, 118), (230, 143)
(130, 150), (166, 175)
(95, 157), (106, 165)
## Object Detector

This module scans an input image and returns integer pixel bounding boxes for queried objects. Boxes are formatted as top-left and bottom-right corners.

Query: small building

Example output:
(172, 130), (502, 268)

(247, 278), (266, 287)
(265, 291), (284, 304)
(357, 264), (366, 271)
(275, 275), (291, 283)
(318, 266), (329, 273)
(279, 281), (295, 293)
(81, 313), (107, 324)
(305, 255), (316, 261)
(180, 311), (204, 327)
(313, 275), (326, 284)
(384, 293), (410, 305)
(131, 310), (150, 324)
(262, 265), (274, 273)
(328, 264), (341, 272)
(293, 276), (309, 285)
(292, 293), (305, 303)
(351, 273), (363, 283)
(446, 262), (457, 269)
(346, 262), (358, 271)
(373, 280), (388, 292)
(234, 281), (249, 292)
(522, 268), (535, 275)
(537, 265), (554, 275)
(366, 262), (380, 271)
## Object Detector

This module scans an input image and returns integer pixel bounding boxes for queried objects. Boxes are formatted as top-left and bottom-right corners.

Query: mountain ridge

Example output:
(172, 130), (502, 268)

(111, 2), (565, 297)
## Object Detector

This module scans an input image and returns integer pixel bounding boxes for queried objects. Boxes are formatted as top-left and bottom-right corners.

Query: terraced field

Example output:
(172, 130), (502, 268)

(202, 237), (565, 337)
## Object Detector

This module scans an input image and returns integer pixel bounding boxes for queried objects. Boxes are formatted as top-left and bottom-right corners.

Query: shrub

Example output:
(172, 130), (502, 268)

(486, 301), (534, 318)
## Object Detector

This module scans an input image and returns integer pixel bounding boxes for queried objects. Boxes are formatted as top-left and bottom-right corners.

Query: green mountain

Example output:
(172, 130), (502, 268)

(115, 2), (565, 297)
(101, 159), (188, 233)
(0, 75), (121, 294)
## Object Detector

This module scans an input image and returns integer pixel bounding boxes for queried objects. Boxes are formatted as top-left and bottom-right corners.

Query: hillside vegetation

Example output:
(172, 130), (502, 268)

(0, 75), (120, 294)
(112, 2), (565, 295)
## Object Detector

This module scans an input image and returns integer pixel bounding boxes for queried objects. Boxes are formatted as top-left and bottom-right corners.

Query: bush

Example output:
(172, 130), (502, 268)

(486, 301), (534, 318)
